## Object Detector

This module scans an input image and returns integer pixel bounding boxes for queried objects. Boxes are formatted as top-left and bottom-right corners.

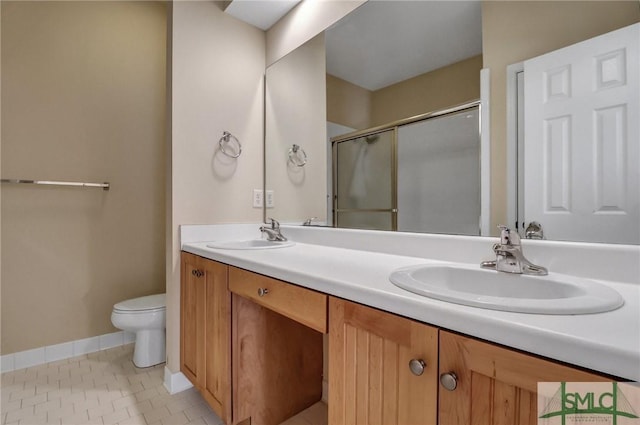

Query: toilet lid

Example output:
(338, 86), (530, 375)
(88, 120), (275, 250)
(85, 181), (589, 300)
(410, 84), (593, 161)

(114, 294), (165, 312)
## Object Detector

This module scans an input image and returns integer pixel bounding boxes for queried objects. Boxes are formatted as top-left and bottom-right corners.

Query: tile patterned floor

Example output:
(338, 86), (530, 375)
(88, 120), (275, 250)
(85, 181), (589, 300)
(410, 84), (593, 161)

(0, 344), (223, 425)
(279, 402), (327, 425)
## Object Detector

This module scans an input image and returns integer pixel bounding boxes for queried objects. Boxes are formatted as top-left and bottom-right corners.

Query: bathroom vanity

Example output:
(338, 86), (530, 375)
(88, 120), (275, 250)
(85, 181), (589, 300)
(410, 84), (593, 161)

(181, 251), (326, 425)
(179, 224), (639, 425)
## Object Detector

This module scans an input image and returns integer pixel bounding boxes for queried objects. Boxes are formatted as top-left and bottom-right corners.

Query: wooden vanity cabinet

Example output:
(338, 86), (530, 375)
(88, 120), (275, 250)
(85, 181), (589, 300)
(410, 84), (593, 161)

(180, 252), (231, 424)
(181, 254), (614, 425)
(328, 298), (439, 424)
(229, 266), (327, 333)
(229, 266), (327, 425)
(181, 254), (326, 425)
(329, 297), (611, 425)
(438, 331), (609, 425)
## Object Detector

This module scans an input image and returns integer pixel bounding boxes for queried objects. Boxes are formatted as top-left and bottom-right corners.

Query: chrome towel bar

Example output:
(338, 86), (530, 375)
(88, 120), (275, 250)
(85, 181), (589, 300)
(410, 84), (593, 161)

(1, 179), (110, 190)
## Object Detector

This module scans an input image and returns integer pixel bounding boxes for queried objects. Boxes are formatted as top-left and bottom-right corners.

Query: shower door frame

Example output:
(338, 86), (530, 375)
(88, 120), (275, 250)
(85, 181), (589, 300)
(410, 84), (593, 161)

(331, 100), (482, 232)
(332, 128), (398, 230)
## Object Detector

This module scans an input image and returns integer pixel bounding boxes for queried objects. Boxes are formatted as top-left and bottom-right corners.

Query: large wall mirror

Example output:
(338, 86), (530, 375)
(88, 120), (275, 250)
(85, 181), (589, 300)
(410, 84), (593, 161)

(265, 0), (639, 245)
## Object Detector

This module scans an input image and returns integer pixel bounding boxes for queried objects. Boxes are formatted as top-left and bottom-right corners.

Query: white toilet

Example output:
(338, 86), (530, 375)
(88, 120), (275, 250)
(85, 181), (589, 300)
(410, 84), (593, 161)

(111, 293), (166, 368)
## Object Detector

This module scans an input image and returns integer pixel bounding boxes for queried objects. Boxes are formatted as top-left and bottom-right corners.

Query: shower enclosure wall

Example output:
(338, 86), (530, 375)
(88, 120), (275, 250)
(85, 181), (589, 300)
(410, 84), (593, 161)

(332, 102), (481, 236)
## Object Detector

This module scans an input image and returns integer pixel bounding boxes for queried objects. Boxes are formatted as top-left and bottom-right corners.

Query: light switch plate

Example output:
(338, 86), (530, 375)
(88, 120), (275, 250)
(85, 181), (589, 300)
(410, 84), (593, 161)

(253, 189), (263, 208)
(266, 190), (274, 208)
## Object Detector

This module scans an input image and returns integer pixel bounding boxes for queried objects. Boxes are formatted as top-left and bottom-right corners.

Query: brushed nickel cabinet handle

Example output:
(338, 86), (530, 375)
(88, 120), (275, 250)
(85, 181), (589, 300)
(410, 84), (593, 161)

(409, 359), (426, 376)
(440, 372), (458, 391)
(257, 288), (269, 297)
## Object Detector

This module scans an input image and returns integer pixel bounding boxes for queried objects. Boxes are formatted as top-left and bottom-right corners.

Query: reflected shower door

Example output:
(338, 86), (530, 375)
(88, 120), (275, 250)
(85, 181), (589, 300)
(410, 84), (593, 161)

(334, 129), (395, 230)
(397, 107), (480, 235)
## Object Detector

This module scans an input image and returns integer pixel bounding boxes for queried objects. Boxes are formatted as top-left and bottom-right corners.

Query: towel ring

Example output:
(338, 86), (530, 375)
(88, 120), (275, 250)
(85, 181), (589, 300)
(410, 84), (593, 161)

(219, 131), (242, 158)
(288, 144), (307, 167)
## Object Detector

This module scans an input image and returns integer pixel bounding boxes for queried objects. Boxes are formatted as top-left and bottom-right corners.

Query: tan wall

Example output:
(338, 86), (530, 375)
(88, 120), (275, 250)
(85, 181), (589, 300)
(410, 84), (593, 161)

(327, 55), (482, 132)
(167, 1), (265, 373)
(1, 1), (167, 354)
(326, 74), (372, 130)
(483, 1), (640, 233)
(0, 2), (3, 346)
(371, 55), (482, 127)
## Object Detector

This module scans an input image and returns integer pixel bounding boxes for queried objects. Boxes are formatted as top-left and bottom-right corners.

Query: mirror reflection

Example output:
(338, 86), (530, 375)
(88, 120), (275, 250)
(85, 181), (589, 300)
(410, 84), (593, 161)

(513, 22), (639, 244)
(325, 1), (482, 132)
(332, 104), (482, 236)
(265, 1), (639, 245)
(334, 129), (395, 231)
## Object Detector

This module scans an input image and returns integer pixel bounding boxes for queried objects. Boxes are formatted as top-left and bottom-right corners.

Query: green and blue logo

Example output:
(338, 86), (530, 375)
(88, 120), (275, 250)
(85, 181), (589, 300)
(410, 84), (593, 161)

(539, 382), (639, 424)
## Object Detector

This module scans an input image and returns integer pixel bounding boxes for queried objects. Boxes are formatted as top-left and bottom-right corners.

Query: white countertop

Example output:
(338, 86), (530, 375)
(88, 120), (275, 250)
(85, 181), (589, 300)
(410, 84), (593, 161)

(181, 224), (640, 381)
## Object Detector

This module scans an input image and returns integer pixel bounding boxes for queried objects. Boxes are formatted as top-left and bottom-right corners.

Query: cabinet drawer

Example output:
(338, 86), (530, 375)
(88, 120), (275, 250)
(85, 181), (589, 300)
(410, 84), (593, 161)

(229, 266), (327, 333)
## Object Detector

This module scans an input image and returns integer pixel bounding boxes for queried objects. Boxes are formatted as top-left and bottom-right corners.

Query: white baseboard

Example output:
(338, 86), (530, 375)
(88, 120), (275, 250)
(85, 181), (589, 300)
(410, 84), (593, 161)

(0, 330), (136, 373)
(164, 366), (193, 394)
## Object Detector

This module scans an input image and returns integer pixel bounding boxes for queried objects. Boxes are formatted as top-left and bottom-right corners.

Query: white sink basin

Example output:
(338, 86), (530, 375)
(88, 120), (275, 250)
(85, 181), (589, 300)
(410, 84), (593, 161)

(206, 239), (295, 250)
(389, 263), (624, 314)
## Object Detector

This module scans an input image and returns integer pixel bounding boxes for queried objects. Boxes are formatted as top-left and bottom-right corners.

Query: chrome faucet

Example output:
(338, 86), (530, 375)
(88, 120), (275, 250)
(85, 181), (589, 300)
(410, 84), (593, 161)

(302, 217), (317, 226)
(525, 221), (544, 240)
(260, 218), (287, 242)
(481, 225), (548, 276)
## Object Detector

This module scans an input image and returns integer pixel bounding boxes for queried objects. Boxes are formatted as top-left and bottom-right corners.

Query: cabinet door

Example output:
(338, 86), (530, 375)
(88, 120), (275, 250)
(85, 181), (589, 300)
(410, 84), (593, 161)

(329, 298), (438, 425)
(201, 258), (231, 423)
(180, 252), (205, 387)
(438, 331), (608, 425)
(180, 253), (231, 424)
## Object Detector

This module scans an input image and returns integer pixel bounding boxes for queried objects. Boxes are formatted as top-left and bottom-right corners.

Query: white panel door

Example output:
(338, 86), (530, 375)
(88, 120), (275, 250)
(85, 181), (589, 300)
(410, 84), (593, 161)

(524, 23), (639, 244)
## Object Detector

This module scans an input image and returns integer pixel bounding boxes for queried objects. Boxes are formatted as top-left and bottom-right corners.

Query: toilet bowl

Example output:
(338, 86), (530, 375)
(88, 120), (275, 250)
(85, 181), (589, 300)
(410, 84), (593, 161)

(111, 294), (166, 368)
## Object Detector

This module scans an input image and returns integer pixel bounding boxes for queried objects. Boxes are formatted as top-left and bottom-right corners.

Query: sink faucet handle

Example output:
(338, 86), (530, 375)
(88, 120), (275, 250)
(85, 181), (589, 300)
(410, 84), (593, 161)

(497, 225), (520, 246)
(266, 217), (280, 230)
(489, 225), (547, 275)
(261, 218), (287, 242)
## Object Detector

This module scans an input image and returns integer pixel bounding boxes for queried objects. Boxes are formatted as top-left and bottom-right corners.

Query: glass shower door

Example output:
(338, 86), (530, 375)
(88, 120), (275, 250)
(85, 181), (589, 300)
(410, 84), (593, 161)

(397, 106), (480, 235)
(333, 129), (395, 230)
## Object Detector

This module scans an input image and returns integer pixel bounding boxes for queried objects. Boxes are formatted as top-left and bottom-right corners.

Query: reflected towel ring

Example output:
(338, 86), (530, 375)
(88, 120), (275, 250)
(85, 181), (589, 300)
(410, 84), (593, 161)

(219, 131), (242, 158)
(288, 144), (307, 167)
